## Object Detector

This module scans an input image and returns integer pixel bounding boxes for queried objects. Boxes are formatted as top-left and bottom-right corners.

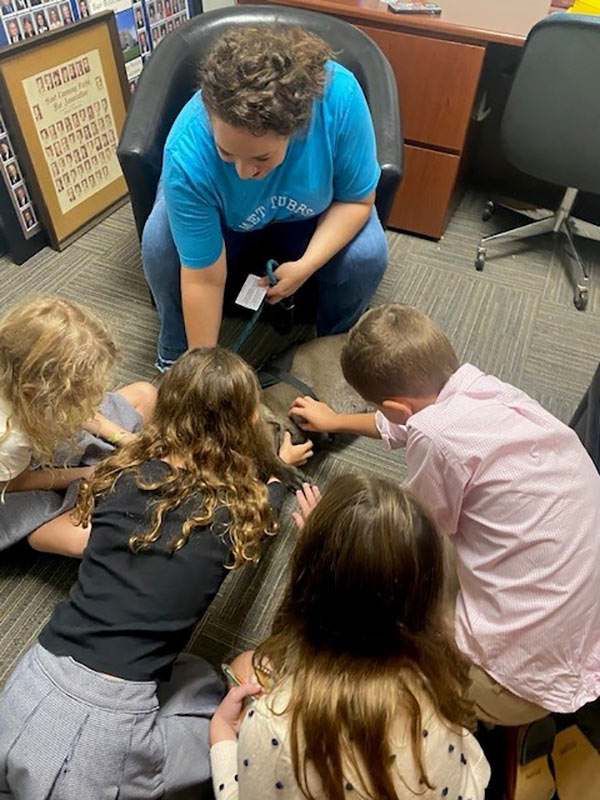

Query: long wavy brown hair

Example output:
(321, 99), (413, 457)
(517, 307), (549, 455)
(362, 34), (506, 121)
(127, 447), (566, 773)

(0, 296), (119, 466)
(199, 26), (333, 137)
(255, 474), (474, 800)
(74, 347), (279, 567)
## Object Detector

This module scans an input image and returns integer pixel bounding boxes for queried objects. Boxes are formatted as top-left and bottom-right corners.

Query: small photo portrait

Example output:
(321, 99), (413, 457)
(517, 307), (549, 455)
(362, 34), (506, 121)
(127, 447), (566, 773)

(69, 63), (77, 81)
(47, 5), (62, 29)
(93, 100), (100, 116)
(43, 72), (54, 91)
(81, 177), (88, 191)
(45, 145), (54, 159)
(56, 119), (64, 134)
(32, 104), (42, 122)
(76, 128), (83, 143)
(78, 0), (89, 17)
(68, 132), (75, 146)
(74, 182), (81, 196)
(63, 171), (70, 186)
(6, 19), (22, 44)
(95, 76), (103, 90)
(156, 0), (163, 16)
(95, 168), (102, 182)
(1, 0), (16, 15)
(71, 112), (79, 127)
(135, 5), (143, 28)
(166, 19), (173, 32)
(48, 123), (56, 139)
(67, 187), (75, 201)
(60, 1), (72, 24)
(61, 136), (68, 150)
(54, 140), (62, 156)
(82, 56), (89, 73)
(139, 30), (148, 52)
(61, 66), (69, 84)
(101, 98), (108, 114)
(30, 0), (42, 5)
(56, 175), (64, 192)
(99, 149), (106, 163)
(107, 130), (115, 145)
(50, 160), (59, 177)
(78, 108), (86, 123)
(172, 0), (179, 12)
(83, 158), (90, 172)
(52, 69), (62, 87)
(98, 117), (105, 132)
(35, 9), (49, 33)
(0, 139), (13, 162)
(129, 80), (136, 95)
(66, 152), (73, 166)
(22, 206), (36, 230)
(77, 163), (83, 177)
(22, 15), (37, 38)
(91, 154), (98, 166)
(58, 156), (65, 170)
(88, 172), (95, 189)
(90, 121), (98, 136)
(15, 0), (27, 10)
(75, 60), (84, 76)
(87, 105), (94, 120)
(73, 148), (80, 163)
(69, 167), (76, 181)
(95, 136), (102, 152)
(148, 1), (154, 20)
(14, 184), (29, 207)
(6, 161), (20, 185)
(159, 22), (166, 37)
(65, 117), (72, 133)
(83, 124), (90, 139)
(80, 143), (88, 159)
(102, 164), (109, 178)
(151, 26), (158, 44)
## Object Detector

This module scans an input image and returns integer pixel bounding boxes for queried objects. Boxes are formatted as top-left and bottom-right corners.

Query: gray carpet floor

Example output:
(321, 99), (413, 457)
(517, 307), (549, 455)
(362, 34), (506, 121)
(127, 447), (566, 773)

(1, 190), (599, 687)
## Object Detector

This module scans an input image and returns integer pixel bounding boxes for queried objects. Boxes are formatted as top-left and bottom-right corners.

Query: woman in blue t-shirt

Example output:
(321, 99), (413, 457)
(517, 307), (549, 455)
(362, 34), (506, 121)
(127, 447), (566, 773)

(142, 25), (388, 371)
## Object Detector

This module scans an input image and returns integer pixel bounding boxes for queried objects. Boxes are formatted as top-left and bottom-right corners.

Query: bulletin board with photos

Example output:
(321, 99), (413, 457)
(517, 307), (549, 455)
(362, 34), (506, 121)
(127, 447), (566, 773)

(0, 12), (129, 249)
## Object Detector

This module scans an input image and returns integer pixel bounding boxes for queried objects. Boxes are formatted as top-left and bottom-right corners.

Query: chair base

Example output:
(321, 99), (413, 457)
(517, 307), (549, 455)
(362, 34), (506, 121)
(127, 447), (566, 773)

(475, 188), (592, 311)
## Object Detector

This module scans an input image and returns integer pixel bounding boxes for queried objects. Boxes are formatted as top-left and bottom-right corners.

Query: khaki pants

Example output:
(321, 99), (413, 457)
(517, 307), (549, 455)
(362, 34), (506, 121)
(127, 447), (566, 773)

(442, 537), (549, 727)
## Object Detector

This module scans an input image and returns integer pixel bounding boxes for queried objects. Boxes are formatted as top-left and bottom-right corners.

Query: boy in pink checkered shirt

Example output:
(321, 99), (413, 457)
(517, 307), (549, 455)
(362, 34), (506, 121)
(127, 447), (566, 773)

(290, 304), (600, 725)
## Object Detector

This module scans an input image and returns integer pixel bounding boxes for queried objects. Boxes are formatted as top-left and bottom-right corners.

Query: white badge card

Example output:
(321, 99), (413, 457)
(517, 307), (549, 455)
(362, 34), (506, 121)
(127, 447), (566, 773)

(235, 274), (267, 311)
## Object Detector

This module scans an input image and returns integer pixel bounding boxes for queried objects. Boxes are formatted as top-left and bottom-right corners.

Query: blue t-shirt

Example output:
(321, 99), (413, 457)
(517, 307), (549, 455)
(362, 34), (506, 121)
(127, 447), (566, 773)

(162, 61), (380, 269)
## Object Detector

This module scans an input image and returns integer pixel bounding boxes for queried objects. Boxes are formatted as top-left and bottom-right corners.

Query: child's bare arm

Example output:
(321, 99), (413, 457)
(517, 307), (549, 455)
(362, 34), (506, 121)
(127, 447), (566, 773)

(7, 466), (94, 492)
(289, 396), (381, 439)
(83, 411), (136, 446)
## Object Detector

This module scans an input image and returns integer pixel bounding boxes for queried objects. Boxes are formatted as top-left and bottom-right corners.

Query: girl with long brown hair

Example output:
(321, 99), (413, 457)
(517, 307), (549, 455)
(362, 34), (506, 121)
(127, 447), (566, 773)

(0, 347), (300, 799)
(0, 295), (156, 557)
(210, 475), (490, 799)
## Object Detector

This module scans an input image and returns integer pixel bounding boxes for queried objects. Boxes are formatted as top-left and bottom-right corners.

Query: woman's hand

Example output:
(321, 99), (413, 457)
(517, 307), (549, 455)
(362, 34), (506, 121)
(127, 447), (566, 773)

(210, 682), (263, 744)
(259, 260), (312, 304)
(278, 431), (314, 466)
(292, 482), (321, 529)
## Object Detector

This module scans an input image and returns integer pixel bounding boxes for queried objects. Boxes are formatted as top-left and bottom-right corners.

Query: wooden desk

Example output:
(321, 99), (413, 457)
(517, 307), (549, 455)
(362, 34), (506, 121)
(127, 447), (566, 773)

(238, 0), (552, 237)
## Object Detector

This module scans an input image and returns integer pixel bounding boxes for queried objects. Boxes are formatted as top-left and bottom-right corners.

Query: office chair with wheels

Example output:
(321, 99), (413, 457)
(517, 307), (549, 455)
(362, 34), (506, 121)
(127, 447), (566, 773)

(475, 13), (600, 311)
(117, 5), (403, 240)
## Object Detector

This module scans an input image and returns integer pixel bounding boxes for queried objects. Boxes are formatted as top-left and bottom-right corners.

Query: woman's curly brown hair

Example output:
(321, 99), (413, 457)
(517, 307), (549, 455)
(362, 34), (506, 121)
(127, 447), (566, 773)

(0, 296), (119, 466)
(74, 347), (279, 568)
(198, 25), (333, 137)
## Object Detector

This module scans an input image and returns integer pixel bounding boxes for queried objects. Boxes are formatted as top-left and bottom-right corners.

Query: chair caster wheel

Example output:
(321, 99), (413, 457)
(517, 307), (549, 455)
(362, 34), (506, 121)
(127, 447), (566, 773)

(475, 249), (486, 271)
(574, 290), (588, 311)
(482, 201), (495, 222)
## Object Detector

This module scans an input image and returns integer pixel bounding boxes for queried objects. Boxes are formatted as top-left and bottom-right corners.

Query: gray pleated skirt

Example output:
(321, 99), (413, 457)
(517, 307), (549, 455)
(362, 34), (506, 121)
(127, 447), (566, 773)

(0, 392), (142, 551)
(0, 643), (224, 800)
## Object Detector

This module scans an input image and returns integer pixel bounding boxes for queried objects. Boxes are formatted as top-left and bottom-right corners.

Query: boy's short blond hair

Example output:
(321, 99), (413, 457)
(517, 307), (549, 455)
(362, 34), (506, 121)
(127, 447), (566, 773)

(340, 304), (459, 404)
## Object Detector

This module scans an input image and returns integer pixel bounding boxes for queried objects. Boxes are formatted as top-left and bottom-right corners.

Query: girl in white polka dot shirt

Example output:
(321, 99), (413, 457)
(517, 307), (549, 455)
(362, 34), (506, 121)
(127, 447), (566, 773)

(210, 475), (491, 799)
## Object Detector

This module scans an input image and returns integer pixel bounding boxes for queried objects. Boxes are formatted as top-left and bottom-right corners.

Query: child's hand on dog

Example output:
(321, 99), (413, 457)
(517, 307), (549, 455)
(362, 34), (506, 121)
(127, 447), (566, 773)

(289, 396), (339, 433)
(279, 430), (314, 466)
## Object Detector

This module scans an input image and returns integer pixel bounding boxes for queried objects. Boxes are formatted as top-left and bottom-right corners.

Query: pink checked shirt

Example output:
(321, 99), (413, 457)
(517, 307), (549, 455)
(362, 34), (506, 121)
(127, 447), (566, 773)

(376, 363), (600, 713)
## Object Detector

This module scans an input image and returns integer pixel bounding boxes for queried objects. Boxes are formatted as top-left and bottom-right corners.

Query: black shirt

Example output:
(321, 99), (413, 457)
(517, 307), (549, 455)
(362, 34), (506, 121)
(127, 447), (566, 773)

(40, 461), (284, 681)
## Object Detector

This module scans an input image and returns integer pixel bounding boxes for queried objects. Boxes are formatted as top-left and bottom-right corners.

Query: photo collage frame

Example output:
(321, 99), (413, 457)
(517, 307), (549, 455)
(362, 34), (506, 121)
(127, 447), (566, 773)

(0, 108), (41, 237)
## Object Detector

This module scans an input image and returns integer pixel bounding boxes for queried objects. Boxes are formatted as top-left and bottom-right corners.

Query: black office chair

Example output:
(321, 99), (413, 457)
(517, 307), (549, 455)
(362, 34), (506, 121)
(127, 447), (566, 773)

(117, 5), (403, 241)
(475, 13), (600, 311)
(570, 362), (600, 471)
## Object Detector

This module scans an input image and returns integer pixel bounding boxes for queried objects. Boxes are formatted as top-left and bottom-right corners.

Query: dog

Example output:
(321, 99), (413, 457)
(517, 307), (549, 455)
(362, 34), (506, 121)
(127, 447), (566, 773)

(260, 334), (369, 449)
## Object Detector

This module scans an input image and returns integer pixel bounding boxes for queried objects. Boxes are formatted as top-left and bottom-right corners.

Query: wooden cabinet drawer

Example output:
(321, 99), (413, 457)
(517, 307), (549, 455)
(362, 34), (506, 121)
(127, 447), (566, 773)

(388, 144), (460, 238)
(358, 25), (484, 152)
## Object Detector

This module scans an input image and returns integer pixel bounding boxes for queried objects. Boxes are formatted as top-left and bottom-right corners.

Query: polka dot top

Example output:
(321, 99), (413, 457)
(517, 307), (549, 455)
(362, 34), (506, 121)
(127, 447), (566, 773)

(210, 681), (490, 799)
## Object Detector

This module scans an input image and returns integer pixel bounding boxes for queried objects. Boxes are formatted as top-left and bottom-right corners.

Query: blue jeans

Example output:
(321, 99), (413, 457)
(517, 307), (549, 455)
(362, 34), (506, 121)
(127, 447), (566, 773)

(141, 186), (388, 364)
